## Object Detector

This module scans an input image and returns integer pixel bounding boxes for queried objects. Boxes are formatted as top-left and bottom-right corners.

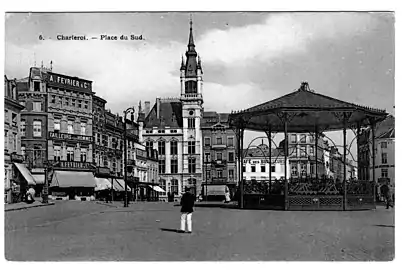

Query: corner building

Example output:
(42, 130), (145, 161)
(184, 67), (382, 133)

(139, 21), (203, 201)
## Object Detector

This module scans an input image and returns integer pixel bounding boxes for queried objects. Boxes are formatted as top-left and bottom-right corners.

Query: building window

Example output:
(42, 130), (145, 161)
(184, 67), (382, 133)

(171, 159), (178, 174)
(146, 141), (153, 154)
(68, 121), (74, 134)
(188, 118), (195, 129)
(381, 169), (388, 178)
(188, 141), (196, 154)
(310, 163), (314, 175)
(229, 169), (234, 179)
(80, 148), (87, 162)
(381, 153), (388, 164)
(51, 95), (56, 103)
(300, 134), (306, 143)
(4, 130), (8, 150)
(54, 119), (61, 131)
(188, 157), (196, 173)
(206, 170), (211, 180)
(251, 165), (256, 172)
(291, 134), (297, 143)
(12, 133), (17, 152)
(67, 147), (74, 161)
(309, 146), (314, 154)
(227, 137), (234, 147)
(32, 102), (42, 112)
(159, 179), (166, 195)
(20, 120), (26, 137)
(300, 146), (307, 157)
(80, 122), (86, 135)
(204, 137), (211, 147)
(271, 166), (276, 172)
(301, 163), (307, 176)
(145, 130), (152, 134)
(170, 129), (177, 133)
(228, 152), (235, 162)
(5, 110), (9, 123)
(291, 163), (298, 176)
(65, 98), (70, 106)
(20, 101), (26, 108)
(261, 165), (266, 172)
(84, 101), (88, 109)
(54, 146), (61, 161)
(216, 137), (223, 145)
(216, 152), (222, 161)
(158, 130), (165, 134)
(170, 141), (178, 155)
(72, 99), (76, 107)
(309, 135), (315, 143)
(78, 100), (82, 108)
(112, 158), (117, 172)
(205, 153), (211, 162)
(158, 141), (166, 155)
(242, 165), (246, 172)
(381, 142), (387, 149)
(58, 96), (62, 105)
(217, 170), (223, 178)
(171, 179), (179, 195)
(33, 121), (42, 137)
(158, 159), (166, 174)
(21, 146), (26, 160)
(34, 81), (40, 92)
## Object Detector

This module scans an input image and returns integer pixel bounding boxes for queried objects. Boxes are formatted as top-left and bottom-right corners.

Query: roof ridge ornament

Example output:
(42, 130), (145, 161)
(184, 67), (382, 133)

(298, 81), (315, 93)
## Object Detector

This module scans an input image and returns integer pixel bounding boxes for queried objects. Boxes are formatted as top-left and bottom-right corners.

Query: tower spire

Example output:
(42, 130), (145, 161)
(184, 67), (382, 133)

(184, 15), (198, 77)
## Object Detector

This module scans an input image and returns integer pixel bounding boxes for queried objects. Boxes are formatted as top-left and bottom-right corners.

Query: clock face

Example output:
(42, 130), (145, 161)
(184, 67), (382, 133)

(189, 110), (194, 116)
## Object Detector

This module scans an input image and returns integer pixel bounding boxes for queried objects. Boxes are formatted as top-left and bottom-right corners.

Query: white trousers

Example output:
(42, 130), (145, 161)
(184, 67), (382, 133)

(180, 212), (192, 232)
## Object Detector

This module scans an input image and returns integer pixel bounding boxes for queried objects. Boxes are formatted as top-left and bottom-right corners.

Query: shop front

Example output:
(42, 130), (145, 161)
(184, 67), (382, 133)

(11, 158), (37, 203)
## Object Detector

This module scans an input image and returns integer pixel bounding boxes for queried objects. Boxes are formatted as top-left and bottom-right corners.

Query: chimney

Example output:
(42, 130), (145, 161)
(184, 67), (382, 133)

(156, 98), (160, 119)
(145, 101), (151, 117)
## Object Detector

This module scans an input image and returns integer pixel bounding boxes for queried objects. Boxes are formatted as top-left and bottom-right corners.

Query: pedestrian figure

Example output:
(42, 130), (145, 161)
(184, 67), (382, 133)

(105, 187), (112, 203)
(380, 181), (393, 209)
(224, 186), (231, 203)
(179, 187), (195, 233)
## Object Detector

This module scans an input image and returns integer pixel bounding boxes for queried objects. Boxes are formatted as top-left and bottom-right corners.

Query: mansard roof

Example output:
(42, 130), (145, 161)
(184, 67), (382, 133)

(243, 144), (284, 158)
(143, 99), (183, 129)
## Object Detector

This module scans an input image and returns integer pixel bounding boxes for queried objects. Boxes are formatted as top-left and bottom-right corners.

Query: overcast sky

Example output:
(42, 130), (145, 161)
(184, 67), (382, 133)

(5, 12), (395, 160)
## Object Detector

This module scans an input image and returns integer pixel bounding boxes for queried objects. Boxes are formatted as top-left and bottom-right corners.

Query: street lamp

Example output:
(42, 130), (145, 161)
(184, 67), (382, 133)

(123, 106), (135, 207)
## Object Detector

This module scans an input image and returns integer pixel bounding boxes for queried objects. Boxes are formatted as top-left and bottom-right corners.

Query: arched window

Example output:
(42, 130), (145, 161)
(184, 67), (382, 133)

(185, 81), (197, 94)
(171, 179), (179, 195)
(159, 179), (166, 195)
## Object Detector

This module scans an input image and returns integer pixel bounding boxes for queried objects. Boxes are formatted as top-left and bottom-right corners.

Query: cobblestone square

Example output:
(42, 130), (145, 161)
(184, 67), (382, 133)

(5, 201), (394, 261)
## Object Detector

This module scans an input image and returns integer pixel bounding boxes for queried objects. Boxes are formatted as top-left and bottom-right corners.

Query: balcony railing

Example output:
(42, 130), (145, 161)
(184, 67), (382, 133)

(181, 93), (203, 100)
(49, 131), (93, 143)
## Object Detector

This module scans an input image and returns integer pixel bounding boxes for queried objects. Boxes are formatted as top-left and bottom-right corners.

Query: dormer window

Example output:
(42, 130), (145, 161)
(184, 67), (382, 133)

(34, 81), (40, 92)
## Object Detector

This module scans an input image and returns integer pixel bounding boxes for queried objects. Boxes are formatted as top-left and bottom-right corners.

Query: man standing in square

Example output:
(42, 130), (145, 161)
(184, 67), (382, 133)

(180, 187), (196, 233)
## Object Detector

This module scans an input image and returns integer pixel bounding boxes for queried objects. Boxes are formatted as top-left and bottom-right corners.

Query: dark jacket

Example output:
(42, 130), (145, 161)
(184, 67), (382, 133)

(180, 192), (195, 213)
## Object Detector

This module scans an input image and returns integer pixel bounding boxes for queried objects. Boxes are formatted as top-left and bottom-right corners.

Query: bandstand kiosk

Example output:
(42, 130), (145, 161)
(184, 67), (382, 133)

(229, 82), (388, 211)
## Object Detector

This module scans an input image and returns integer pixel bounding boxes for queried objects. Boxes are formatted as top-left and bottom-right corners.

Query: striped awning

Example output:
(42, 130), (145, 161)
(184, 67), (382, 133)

(32, 174), (45, 185)
(115, 179), (131, 191)
(14, 163), (36, 185)
(95, 177), (112, 191)
(50, 171), (96, 188)
(150, 185), (165, 193)
(107, 179), (130, 192)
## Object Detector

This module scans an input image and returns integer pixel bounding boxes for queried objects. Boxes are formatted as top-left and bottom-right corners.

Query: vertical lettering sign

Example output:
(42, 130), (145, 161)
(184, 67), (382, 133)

(48, 72), (92, 91)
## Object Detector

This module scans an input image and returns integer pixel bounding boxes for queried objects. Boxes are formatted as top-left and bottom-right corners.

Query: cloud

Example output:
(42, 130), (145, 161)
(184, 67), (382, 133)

(197, 13), (378, 65)
(5, 36), (186, 110)
(203, 82), (278, 112)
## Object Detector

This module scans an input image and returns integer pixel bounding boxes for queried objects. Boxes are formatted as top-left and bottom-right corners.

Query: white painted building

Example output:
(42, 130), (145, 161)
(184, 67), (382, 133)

(242, 144), (290, 181)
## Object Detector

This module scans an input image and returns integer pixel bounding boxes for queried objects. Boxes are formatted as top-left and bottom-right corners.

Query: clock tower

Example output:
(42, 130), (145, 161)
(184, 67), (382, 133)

(180, 19), (204, 194)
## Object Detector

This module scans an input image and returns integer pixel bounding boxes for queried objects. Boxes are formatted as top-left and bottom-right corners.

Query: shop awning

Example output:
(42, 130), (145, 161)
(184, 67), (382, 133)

(150, 185), (165, 193)
(205, 185), (227, 196)
(95, 177), (112, 191)
(14, 163), (36, 185)
(115, 179), (131, 191)
(50, 171), (96, 188)
(32, 174), (45, 185)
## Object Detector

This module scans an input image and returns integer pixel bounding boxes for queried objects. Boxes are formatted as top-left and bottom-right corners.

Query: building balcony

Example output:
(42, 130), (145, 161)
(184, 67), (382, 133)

(212, 160), (227, 167)
(180, 93), (203, 100)
(211, 144), (227, 149)
(49, 131), (93, 143)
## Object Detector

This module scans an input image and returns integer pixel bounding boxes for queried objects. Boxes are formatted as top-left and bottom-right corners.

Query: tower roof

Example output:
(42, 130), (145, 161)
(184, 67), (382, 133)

(184, 18), (199, 77)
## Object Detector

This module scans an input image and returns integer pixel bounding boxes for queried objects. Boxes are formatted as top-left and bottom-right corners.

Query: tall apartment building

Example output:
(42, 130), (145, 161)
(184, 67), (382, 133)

(17, 67), (49, 188)
(139, 21), (204, 200)
(201, 112), (237, 198)
(4, 75), (26, 203)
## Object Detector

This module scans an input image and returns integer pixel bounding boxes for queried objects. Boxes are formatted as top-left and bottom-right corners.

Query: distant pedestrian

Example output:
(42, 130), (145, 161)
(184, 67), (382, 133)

(105, 187), (112, 203)
(224, 186), (231, 203)
(179, 187), (196, 233)
(380, 181), (393, 209)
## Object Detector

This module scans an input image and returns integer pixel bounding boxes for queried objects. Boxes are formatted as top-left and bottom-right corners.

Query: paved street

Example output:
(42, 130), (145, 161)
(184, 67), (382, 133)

(5, 201), (394, 261)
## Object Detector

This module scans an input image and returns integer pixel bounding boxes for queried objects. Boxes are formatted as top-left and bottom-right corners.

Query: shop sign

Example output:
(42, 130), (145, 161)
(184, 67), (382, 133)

(97, 167), (110, 175)
(48, 72), (92, 91)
